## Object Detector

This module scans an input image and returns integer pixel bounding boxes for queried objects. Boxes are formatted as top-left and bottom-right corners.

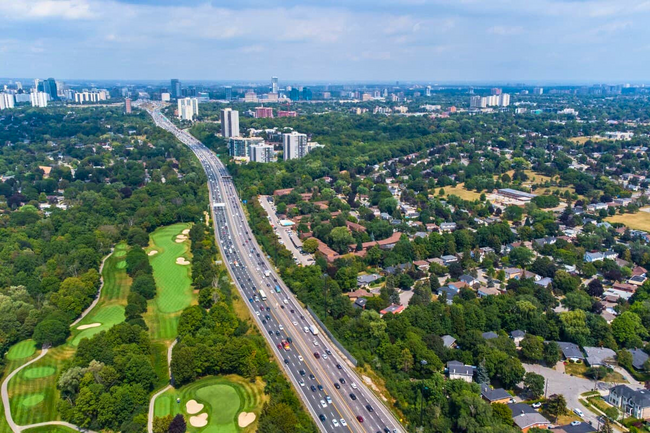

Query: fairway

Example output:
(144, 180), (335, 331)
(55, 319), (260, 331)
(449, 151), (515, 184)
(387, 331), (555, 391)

(607, 210), (650, 232)
(23, 367), (56, 379)
(6, 340), (36, 361)
(71, 304), (125, 346)
(153, 376), (265, 433)
(22, 427), (78, 433)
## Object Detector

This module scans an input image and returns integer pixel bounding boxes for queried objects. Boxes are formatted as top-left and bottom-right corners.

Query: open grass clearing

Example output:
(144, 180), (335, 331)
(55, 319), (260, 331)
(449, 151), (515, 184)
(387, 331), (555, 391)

(441, 183), (484, 201)
(154, 375), (266, 433)
(6, 340), (37, 361)
(607, 210), (650, 232)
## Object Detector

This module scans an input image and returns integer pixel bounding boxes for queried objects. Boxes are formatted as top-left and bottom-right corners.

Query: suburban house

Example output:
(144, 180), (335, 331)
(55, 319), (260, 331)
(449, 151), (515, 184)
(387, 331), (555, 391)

(556, 342), (585, 362)
(441, 254), (458, 266)
(438, 286), (460, 305)
(439, 222), (457, 232)
(608, 385), (650, 420)
(380, 304), (405, 316)
(510, 330), (526, 346)
(441, 335), (457, 349)
(553, 423), (597, 433)
(478, 286), (500, 298)
(630, 348), (649, 370)
(357, 274), (380, 287)
(447, 361), (473, 382)
(508, 403), (551, 432)
(504, 267), (524, 280)
(459, 274), (480, 287)
(482, 331), (499, 340)
(584, 346), (616, 367)
(481, 384), (512, 404)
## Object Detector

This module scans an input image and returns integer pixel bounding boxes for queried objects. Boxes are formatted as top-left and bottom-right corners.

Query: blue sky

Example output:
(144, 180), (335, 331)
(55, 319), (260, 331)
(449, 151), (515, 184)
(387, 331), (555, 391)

(1, 0), (649, 83)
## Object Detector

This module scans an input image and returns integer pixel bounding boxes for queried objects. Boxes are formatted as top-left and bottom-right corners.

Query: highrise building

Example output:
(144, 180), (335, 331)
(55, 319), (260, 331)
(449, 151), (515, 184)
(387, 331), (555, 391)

(302, 87), (312, 100)
(228, 137), (264, 157)
(177, 97), (199, 121)
(224, 86), (232, 101)
(491, 87), (502, 95)
(533, 87), (544, 95)
(43, 78), (57, 100)
(220, 108), (240, 137)
(170, 79), (181, 99)
(282, 131), (308, 160)
(271, 77), (279, 94)
(426, 86), (432, 97)
(278, 111), (297, 118)
(125, 98), (132, 114)
(249, 143), (275, 163)
(161, 93), (171, 102)
(30, 91), (48, 107)
(0, 93), (15, 110)
(289, 88), (300, 101)
(255, 107), (273, 118)
(498, 93), (510, 107)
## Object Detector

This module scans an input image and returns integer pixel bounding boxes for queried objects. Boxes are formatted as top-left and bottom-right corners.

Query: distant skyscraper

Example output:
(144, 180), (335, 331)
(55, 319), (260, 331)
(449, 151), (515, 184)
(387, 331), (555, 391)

(289, 88), (300, 101)
(283, 131), (308, 160)
(224, 86), (232, 101)
(0, 93), (15, 110)
(221, 108), (240, 137)
(30, 91), (48, 108)
(177, 97), (199, 121)
(271, 77), (279, 94)
(533, 87), (544, 95)
(302, 87), (312, 100)
(425, 86), (432, 97)
(498, 93), (510, 107)
(43, 78), (57, 100)
(125, 98), (132, 114)
(170, 79), (181, 99)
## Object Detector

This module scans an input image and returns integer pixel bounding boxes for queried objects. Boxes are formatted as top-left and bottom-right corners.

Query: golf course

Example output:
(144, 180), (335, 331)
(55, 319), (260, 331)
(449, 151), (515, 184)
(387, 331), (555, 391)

(154, 375), (266, 433)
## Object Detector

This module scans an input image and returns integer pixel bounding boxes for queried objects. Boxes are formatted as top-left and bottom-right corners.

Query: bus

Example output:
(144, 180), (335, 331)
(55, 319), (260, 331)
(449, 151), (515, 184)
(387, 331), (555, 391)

(259, 290), (267, 301)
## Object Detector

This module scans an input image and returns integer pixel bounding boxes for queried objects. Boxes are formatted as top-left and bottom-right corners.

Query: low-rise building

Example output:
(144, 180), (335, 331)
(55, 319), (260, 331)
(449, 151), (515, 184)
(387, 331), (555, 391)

(608, 385), (650, 419)
(447, 361), (473, 382)
(481, 384), (512, 404)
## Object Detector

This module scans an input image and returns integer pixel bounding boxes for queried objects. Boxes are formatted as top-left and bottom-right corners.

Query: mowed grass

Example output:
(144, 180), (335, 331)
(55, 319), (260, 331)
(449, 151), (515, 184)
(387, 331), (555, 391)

(441, 183), (483, 201)
(144, 223), (194, 341)
(4, 245), (131, 428)
(6, 340), (37, 361)
(22, 427), (78, 433)
(154, 375), (266, 433)
(607, 210), (650, 232)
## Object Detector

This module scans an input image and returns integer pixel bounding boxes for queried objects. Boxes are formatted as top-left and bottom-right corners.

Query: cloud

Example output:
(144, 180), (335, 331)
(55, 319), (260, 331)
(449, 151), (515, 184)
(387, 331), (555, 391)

(487, 25), (524, 36)
(0, 0), (96, 20)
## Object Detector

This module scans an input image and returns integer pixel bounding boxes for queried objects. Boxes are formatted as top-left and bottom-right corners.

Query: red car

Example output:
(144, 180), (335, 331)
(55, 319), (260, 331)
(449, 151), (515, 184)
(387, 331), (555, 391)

(356, 416), (364, 423)
(260, 306), (264, 311)
(314, 352), (320, 359)
(277, 343), (282, 350)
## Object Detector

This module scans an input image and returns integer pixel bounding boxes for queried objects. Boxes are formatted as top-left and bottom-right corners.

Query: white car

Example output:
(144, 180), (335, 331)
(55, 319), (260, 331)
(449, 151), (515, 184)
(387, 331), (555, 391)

(299, 380), (304, 387)
(293, 321), (298, 326)
(571, 421), (582, 426)
(298, 355), (303, 362)
(313, 340), (319, 346)
(573, 408), (584, 417)
(320, 399), (327, 408)
(256, 311), (260, 316)
(532, 402), (542, 408)
(322, 354), (328, 360)
(351, 383), (358, 389)
(332, 419), (339, 427)
(340, 419), (347, 427)
(279, 325), (284, 330)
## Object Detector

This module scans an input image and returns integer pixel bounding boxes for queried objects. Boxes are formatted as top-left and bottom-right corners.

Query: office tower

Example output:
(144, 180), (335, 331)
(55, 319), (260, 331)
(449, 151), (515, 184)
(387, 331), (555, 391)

(498, 93), (510, 107)
(271, 77), (279, 94)
(177, 97), (199, 121)
(249, 143), (274, 163)
(491, 87), (502, 95)
(43, 78), (57, 100)
(30, 91), (48, 107)
(533, 87), (544, 95)
(225, 86), (232, 101)
(255, 107), (273, 118)
(426, 86), (431, 97)
(289, 88), (300, 101)
(15, 82), (22, 90)
(34, 79), (40, 91)
(0, 93), (15, 110)
(220, 108), (240, 137)
(125, 98), (132, 114)
(302, 87), (312, 100)
(282, 131), (308, 160)
(170, 79), (181, 99)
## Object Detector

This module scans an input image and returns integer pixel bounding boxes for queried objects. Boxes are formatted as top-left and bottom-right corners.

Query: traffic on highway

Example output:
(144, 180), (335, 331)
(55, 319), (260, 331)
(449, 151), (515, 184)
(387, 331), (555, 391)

(142, 102), (402, 433)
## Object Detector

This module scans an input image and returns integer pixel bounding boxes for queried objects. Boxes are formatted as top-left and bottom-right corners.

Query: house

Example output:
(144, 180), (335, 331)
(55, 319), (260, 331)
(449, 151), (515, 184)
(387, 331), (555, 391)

(413, 260), (430, 271)
(504, 267), (524, 280)
(440, 222), (457, 232)
(629, 275), (647, 286)
(584, 252), (604, 263)
(535, 277), (553, 288)
(441, 255), (458, 266)
(534, 237), (557, 247)
(556, 342), (585, 362)
(481, 384), (512, 404)
(478, 286), (500, 298)
(459, 274), (479, 287)
(553, 423), (597, 433)
(630, 348), (649, 370)
(608, 385), (650, 420)
(447, 361), (473, 382)
(438, 286), (460, 305)
(510, 330), (526, 346)
(345, 289), (371, 301)
(357, 274), (380, 287)
(353, 298), (367, 309)
(508, 403), (551, 432)
(380, 304), (405, 316)
(482, 331), (499, 340)
(441, 335), (457, 349)
(583, 346), (616, 367)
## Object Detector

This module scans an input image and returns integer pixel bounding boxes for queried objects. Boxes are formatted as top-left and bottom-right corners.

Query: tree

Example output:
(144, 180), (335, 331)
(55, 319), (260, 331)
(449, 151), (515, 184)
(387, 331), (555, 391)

(546, 394), (568, 421)
(131, 274), (157, 299)
(599, 418), (615, 433)
(612, 311), (648, 348)
(153, 415), (173, 433)
(587, 279), (604, 297)
(499, 357), (525, 389)
(520, 334), (544, 362)
(543, 342), (561, 366)
(509, 247), (535, 267)
(329, 227), (354, 254)
(168, 414), (187, 433)
(170, 345), (196, 386)
(491, 403), (513, 426)
(301, 238), (318, 254)
(33, 319), (70, 346)
(523, 372), (545, 399)
(604, 407), (619, 422)
(553, 270), (581, 294)
(476, 358), (489, 384)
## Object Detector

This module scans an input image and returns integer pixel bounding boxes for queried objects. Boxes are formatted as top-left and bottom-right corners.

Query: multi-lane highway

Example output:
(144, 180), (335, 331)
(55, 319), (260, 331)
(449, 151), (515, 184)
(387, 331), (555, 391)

(142, 102), (402, 433)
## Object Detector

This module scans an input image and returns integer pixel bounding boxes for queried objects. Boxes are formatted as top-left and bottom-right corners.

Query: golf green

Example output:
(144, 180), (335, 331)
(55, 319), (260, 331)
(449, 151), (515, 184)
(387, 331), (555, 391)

(20, 393), (45, 407)
(113, 250), (127, 257)
(116, 260), (126, 269)
(197, 385), (240, 425)
(6, 340), (37, 360)
(24, 367), (56, 379)
(71, 304), (125, 346)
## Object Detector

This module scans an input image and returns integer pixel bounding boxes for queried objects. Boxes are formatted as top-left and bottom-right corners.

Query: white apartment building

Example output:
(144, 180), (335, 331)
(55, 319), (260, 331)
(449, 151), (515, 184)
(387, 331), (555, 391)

(249, 143), (275, 163)
(30, 91), (48, 108)
(177, 97), (199, 121)
(283, 131), (309, 160)
(74, 89), (110, 103)
(221, 108), (240, 138)
(0, 93), (15, 110)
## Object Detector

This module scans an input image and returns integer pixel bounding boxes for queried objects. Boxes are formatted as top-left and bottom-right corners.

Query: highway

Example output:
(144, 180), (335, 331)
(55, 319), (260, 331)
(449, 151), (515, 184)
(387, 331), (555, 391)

(142, 102), (403, 433)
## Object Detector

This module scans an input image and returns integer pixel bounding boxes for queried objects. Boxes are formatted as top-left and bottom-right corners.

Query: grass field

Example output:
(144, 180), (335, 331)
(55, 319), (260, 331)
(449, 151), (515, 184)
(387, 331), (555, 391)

(607, 210), (650, 232)
(442, 183), (483, 201)
(22, 427), (78, 433)
(3, 244), (131, 429)
(144, 223), (194, 341)
(154, 375), (266, 433)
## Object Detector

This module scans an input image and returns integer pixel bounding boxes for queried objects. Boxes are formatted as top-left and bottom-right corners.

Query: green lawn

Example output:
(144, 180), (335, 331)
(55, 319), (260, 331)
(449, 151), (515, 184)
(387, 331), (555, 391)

(144, 223), (194, 341)
(6, 340), (37, 361)
(154, 376), (266, 433)
(22, 427), (78, 433)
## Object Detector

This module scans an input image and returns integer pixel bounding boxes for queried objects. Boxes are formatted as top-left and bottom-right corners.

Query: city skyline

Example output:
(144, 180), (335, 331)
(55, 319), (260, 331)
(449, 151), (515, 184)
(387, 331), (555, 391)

(2, 0), (650, 82)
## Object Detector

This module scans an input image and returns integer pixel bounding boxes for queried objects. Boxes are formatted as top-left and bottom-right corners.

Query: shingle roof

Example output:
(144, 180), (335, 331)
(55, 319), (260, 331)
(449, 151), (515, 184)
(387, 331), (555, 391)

(583, 346), (616, 367)
(482, 331), (499, 340)
(630, 348), (649, 370)
(610, 385), (650, 408)
(481, 384), (512, 402)
(441, 335), (456, 348)
(557, 341), (584, 360)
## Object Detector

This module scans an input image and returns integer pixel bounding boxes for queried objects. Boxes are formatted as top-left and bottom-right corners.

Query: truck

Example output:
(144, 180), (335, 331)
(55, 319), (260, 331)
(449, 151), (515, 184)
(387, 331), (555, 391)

(264, 270), (271, 277)
(309, 325), (319, 335)
(259, 290), (267, 301)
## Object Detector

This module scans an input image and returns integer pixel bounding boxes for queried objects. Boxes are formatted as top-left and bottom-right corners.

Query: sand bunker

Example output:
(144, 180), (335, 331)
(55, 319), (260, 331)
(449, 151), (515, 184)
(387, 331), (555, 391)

(77, 323), (101, 330)
(189, 413), (208, 428)
(182, 228), (190, 235)
(238, 412), (256, 428)
(176, 257), (190, 265)
(186, 399), (204, 414)
(175, 234), (188, 243)
(148, 250), (158, 256)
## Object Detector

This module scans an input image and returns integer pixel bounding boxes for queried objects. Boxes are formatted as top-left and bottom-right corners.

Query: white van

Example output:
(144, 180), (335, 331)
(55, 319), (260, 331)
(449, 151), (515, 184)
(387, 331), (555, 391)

(573, 408), (584, 418)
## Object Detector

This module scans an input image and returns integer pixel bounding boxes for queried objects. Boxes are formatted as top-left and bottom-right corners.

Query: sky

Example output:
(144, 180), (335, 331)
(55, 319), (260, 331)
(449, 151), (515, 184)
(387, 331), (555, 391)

(1, 0), (650, 83)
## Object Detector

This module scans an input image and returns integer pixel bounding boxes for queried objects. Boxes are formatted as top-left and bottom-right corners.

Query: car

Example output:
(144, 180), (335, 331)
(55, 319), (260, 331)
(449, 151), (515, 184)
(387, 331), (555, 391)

(287, 337), (293, 344)
(277, 343), (282, 349)
(311, 385), (317, 392)
(255, 311), (260, 316)
(279, 325), (284, 330)
(340, 419), (347, 426)
(318, 414), (326, 422)
(299, 370), (305, 376)
(314, 352), (320, 359)
(573, 408), (584, 417)
(300, 315), (305, 320)
(248, 298), (253, 303)
(259, 306), (264, 311)
(356, 416), (364, 423)
(293, 321), (298, 326)
(265, 315), (270, 320)
(281, 305), (285, 309)
(299, 380), (304, 387)
(325, 349), (332, 355)
(317, 384), (323, 391)
(275, 331), (280, 336)
(336, 364), (342, 369)
(326, 395), (332, 404)
(284, 359), (289, 364)
(261, 319), (266, 324)
(339, 378), (346, 384)
(313, 340), (319, 346)
(571, 421), (582, 426)
(268, 330), (273, 336)
(532, 402), (542, 408)
(309, 374), (315, 380)
(322, 354), (328, 360)
(334, 383), (340, 389)
(351, 382), (358, 389)
(349, 393), (357, 400)
(332, 419), (339, 427)
(290, 309), (295, 313)
(298, 355), (303, 362)
(320, 399), (327, 408)
(366, 405), (374, 412)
